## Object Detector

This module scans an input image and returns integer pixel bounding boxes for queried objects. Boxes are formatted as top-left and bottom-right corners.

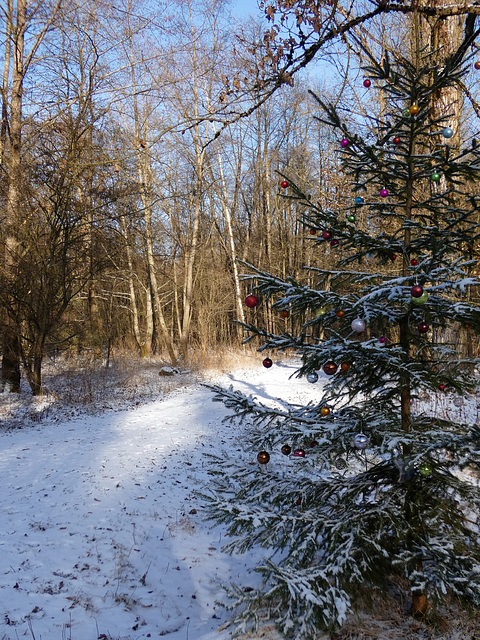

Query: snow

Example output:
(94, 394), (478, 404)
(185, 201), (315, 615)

(1, 355), (480, 640)
(0, 356), (319, 640)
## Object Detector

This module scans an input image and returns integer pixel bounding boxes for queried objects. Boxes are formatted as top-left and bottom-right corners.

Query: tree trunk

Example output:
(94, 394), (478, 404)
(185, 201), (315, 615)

(2, 0), (26, 392)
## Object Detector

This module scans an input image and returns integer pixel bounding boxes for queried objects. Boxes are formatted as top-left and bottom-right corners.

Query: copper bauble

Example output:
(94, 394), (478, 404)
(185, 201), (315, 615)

(323, 361), (338, 376)
(257, 451), (270, 464)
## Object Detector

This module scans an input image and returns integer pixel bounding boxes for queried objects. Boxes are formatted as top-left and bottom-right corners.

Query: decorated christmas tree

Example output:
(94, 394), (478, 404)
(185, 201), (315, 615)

(203, 42), (480, 638)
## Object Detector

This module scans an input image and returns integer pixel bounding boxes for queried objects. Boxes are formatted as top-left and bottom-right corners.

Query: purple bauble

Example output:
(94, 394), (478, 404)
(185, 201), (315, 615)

(293, 449), (306, 458)
(418, 322), (429, 333)
(378, 336), (386, 344)
(262, 358), (273, 369)
(380, 188), (389, 197)
(340, 138), (349, 148)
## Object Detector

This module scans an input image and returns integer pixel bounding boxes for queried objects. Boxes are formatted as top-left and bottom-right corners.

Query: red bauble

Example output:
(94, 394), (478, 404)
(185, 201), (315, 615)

(280, 180), (288, 188)
(393, 136), (401, 145)
(391, 254), (397, 261)
(340, 362), (351, 373)
(293, 449), (306, 458)
(309, 440), (318, 448)
(439, 383), (446, 391)
(418, 322), (430, 333)
(279, 309), (289, 318)
(323, 361), (338, 375)
(281, 444), (291, 456)
(410, 259), (418, 266)
(245, 294), (258, 308)
(322, 231), (332, 240)
(257, 451), (270, 464)
(330, 239), (339, 247)
(309, 228), (316, 235)
(263, 357), (273, 368)
(363, 79), (371, 88)
(411, 285), (424, 298)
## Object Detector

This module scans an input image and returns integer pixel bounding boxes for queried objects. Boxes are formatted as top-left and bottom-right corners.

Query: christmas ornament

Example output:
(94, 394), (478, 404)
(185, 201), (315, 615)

(330, 239), (339, 248)
(378, 336), (386, 344)
(363, 79), (371, 88)
(418, 322), (430, 333)
(335, 458), (347, 470)
(453, 396), (465, 407)
(409, 104), (419, 115)
(419, 461), (433, 477)
(309, 440), (318, 448)
(280, 180), (288, 188)
(475, 61), (480, 70)
(309, 228), (316, 235)
(354, 433), (368, 450)
(316, 307), (327, 318)
(307, 372), (319, 384)
(293, 449), (306, 457)
(442, 127), (454, 139)
(431, 171), (441, 182)
(279, 309), (289, 318)
(257, 451), (270, 464)
(355, 196), (364, 204)
(439, 383), (446, 391)
(410, 258), (418, 266)
(380, 188), (389, 197)
(336, 309), (345, 318)
(322, 230), (332, 240)
(351, 318), (366, 332)
(281, 444), (292, 456)
(262, 357), (273, 368)
(411, 291), (428, 305)
(321, 406), (331, 416)
(340, 362), (351, 372)
(245, 294), (258, 308)
(391, 254), (397, 261)
(340, 138), (349, 148)
(403, 107), (411, 117)
(347, 214), (356, 222)
(323, 361), (338, 375)
(393, 136), (401, 145)
(411, 285), (424, 298)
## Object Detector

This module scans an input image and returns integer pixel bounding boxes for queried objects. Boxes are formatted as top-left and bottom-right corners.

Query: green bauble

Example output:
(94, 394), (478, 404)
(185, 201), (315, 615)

(403, 107), (411, 117)
(347, 215), (355, 222)
(411, 291), (429, 305)
(431, 172), (441, 182)
(419, 462), (433, 477)
(316, 307), (327, 317)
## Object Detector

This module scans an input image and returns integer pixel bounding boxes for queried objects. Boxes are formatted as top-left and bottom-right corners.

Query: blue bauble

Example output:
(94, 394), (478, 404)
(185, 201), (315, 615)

(442, 127), (454, 139)
(355, 196), (364, 205)
(307, 372), (318, 384)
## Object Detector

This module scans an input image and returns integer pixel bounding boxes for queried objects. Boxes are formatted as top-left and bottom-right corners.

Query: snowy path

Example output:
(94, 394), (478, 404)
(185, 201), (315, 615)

(0, 361), (314, 640)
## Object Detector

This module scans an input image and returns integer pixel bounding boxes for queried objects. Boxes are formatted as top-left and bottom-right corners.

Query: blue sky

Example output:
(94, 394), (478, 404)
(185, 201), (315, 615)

(231, 0), (263, 18)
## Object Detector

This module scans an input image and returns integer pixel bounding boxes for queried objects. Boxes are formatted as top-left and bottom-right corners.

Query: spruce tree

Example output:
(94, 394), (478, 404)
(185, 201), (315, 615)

(203, 43), (480, 638)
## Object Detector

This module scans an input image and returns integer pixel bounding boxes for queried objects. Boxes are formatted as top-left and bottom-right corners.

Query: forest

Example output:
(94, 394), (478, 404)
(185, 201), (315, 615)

(2, 0), (480, 395)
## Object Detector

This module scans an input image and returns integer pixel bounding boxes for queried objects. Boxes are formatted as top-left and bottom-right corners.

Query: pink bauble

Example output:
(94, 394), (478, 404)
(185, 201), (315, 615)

(340, 138), (349, 148)
(380, 188), (389, 197)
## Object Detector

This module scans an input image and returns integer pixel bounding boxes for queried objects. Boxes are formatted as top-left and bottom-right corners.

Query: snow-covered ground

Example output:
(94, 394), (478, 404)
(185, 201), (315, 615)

(1, 355), (479, 640)
(0, 355), (319, 640)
